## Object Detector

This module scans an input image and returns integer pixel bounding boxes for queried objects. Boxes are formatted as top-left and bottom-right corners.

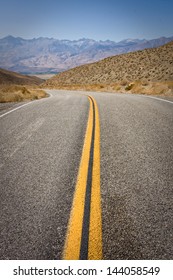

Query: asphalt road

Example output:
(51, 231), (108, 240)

(0, 90), (173, 259)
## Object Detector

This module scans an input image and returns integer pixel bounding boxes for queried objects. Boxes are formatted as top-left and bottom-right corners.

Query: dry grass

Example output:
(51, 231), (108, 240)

(45, 81), (173, 96)
(0, 85), (48, 103)
(125, 81), (173, 95)
(0, 68), (47, 102)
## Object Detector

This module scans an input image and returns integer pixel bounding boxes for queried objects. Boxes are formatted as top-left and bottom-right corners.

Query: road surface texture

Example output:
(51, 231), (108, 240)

(0, 90), (173, 259)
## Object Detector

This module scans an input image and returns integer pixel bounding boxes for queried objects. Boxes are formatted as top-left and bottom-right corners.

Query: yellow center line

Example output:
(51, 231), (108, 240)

(88, 96), (102, 260)
(63, 95), (102, 260)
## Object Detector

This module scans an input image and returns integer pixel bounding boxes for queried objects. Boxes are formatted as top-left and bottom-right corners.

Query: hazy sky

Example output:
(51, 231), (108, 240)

(0, 0), (173, 41)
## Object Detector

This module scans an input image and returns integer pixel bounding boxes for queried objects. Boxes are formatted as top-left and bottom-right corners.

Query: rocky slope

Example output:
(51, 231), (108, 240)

(44, 41), (173, 95)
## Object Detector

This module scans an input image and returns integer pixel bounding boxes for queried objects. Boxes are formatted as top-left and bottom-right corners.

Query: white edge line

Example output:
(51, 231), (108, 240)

(45, 90), (53, 98)
(0, 90), (52, 119)
(142, 95), (173, 105)
(0, 102), (33, 119)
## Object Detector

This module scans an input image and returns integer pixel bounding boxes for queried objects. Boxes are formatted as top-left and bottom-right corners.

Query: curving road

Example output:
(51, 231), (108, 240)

(0, 90), (173, 259)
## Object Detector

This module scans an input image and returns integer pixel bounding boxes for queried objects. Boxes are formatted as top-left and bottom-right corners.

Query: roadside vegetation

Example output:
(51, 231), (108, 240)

(45, 81), (173, 96)
(0, 85), (48, 103)
(0, 68), (48, 102)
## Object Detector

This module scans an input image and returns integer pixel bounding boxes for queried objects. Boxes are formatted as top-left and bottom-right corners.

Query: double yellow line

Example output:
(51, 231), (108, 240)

(63, 95), (102, 260)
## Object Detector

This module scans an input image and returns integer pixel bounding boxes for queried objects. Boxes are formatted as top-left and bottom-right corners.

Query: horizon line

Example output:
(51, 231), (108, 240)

(0, 34), (173, 43)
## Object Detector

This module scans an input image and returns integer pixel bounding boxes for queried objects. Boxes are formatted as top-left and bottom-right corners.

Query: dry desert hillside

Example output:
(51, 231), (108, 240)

(0, 68), (47, 102)
(44, 41), (173, 95)
(0, 68), (43, 85)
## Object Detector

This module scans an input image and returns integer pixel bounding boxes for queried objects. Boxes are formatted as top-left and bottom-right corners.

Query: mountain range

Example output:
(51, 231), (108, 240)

(0, 35), (173, 74)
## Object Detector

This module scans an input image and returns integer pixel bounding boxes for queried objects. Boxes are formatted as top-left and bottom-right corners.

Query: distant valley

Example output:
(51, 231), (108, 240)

(0, 35), (173, 74)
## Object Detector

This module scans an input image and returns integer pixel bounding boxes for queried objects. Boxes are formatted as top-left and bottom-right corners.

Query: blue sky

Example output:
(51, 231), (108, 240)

(0, 0), (173, 41)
